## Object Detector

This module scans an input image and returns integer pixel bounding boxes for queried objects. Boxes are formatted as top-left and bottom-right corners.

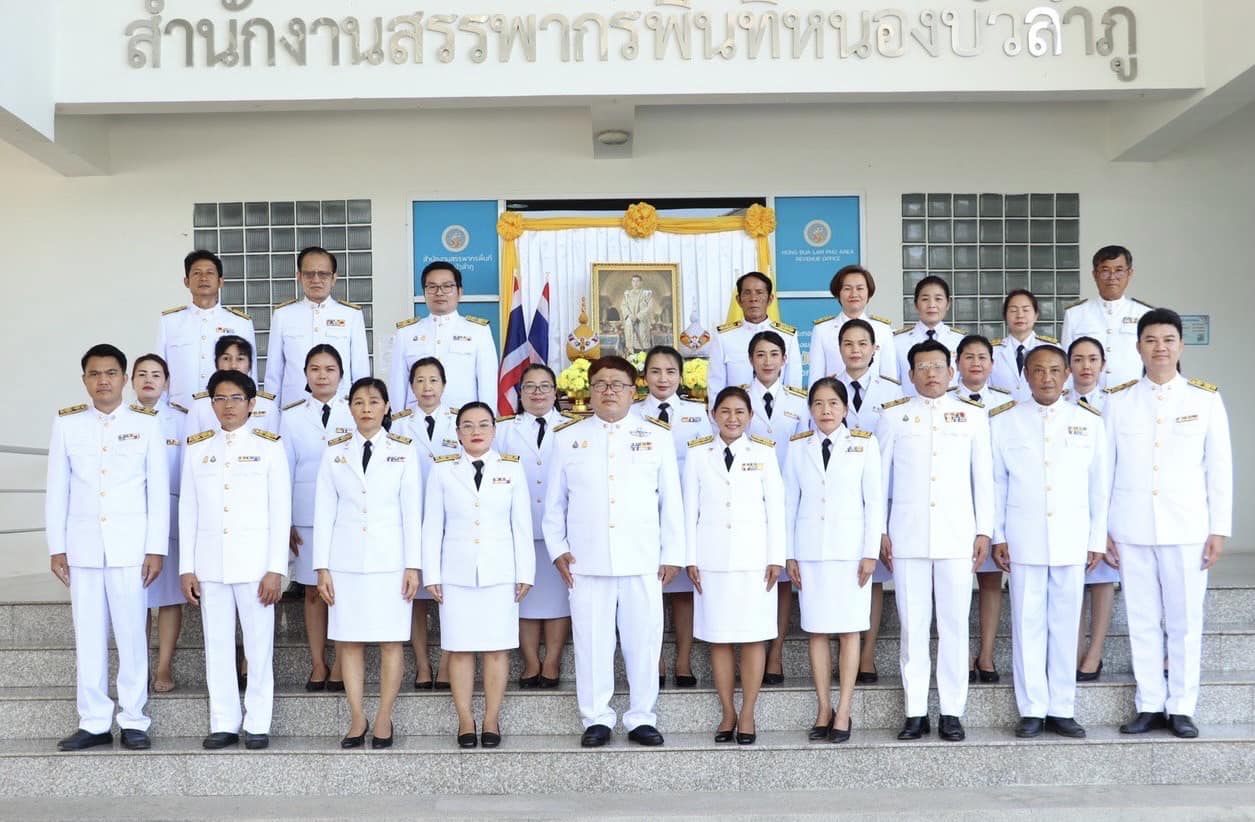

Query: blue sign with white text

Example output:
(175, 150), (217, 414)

(412, 200), (500, 297)
(775, 196), (862, 293)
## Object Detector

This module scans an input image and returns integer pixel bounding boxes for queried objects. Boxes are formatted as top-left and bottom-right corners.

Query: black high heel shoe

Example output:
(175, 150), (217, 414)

(808, 709), (835, 742)
(457, 723), (478, 749)
(736, 727), (757, 745)
(518, 675), (541, 689)
(714, 724), (737, 744)
(341, 720), (368, 749)
(481, 725), (502, 748)
(370, 722), (393, 749)
(326, 679), (345, 693)
(1076, 660), (1103, 682)
(538, 675), (560, 688)
(829, 716), (853, 744)
(413, 675), (435, 690)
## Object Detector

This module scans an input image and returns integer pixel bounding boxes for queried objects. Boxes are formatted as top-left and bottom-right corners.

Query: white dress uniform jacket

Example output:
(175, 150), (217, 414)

(390, 406), (460, 486)
(179, 427), (290, 583)
(388, 311), (497, 411)
(747, 379), (809, 467)
(783, 428), (883, 562)
(683, 435), (785, 571)
(1060, 296), (1151, 389)
(146, 399), (189, 607)
(189, 390), (279, 436)
(312, 431), (422, 574)
(421, 451), (535, 588)
(542, 414), (685, 575)
(808, 312), (899, 386)
(949, 383), (1011, 410)
(265, 297), (369, 407)
(894, 322), (965, 397)
(838, 371), (903, 433)
(877, 394), (994, 556)
(634, 393), (711, 475)
(158, 302), (256, 408)
(280, 395), (354, 528)
(706, 318), (803, 402)
(46, 404), (170, 567)
(991, 400), (1109, 565)
(990, 333), (1058, 403)
(1063, 382), (1108, 414)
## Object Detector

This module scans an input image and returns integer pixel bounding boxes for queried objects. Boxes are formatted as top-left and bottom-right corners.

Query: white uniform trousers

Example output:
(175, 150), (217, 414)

(70, 566), (150, 733)
(893, 558), (971, 717)
(1119, 542), (1208, 716)
(201, 581), (276, 734)
(569, 573), (663, 731)
(1009, 563), (1084, 718)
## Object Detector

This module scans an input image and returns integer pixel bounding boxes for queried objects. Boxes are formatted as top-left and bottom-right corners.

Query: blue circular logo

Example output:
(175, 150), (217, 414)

(442, 225), (470, 253)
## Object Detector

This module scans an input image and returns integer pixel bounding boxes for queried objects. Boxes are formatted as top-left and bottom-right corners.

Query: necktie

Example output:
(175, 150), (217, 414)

(821, 437), (832, 470)
(1016, 344), (1026, 374)
(926, 329), (936, 340)
(657, 402), (670, 424)
(361, 440), (372, 473)
(472, 459), (484, 489)
(763, 392), (774, 419)
(536, 416), (547, 447)
(1079, 395), (1088, 405)
(723, 447), (734, 471)
(321, 403), (330, 428)
(970, 393), (981, 402)
(851, 380), (863, 412)
(425, 415), (435, 440)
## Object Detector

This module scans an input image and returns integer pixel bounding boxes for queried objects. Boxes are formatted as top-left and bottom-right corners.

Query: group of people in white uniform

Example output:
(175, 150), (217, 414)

(45, 244), (1231, 754)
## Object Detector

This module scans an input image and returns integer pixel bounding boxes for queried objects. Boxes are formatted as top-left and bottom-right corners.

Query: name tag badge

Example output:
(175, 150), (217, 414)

(681, 416), (702, 423)
(1067, 426), (1088, 436)
(386, 456), (407, 463)
(1123, 316), (1139, 324)
(1176, 415), (1198, 424)
(166, 438), (180, 446)
(630, 428), (650, 438)
(492, 476), (510, 485)
(117, 432), (141, 441)
(847, 446), (864, 453)
(630, 442), (653, 452)
(442, 438), (459, 449)
(336, 427), (352, 434)
(740, 463), (763, 471)
(238, 455), (261, 463)
(944, 412), (967, 423)
(327, 319), (345, 327)
(452, 334), (472, 343)
(783, 411), (799, 421)
(250, 411), (266, 417)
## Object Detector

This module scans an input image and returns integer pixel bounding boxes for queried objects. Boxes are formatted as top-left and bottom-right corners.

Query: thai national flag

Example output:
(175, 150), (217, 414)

(528, 277), (550, 365)
(497, 272), (531, 416)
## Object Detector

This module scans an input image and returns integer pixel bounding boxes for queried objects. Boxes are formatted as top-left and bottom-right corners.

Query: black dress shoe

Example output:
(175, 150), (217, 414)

(518, 675), (541, 689)
(855, 670), (879, 685)
(370, 723), (393, 749)
(581, 724), (612, 748)
(1076, 661), (1104, 682)
(628, 724), (665, 746)
(808, 710), (835, 741)
(674, 675), (697, 688)
(243, 732), (270, 750)
(1168, 714), (1199, 738)
(736, 730), (756, 745)
(305, 676), (328, 692)
(457, 724), (478, 749)
(538, 675), (560, 689)
(659, 675), (667, 689)
(968, 668), (977, 684)
(341, 721), (368, 749)
(715, 726), (737, 743)
(1045, 716), (1086, 738)
(977, 667), (1000, 684)
(237, 672), (248, 691)
(120, 729), (151, 750)
(413, 676), (434, 691)
(897, 716), (930, 740)
(480, 728), (502, 748)
(762, 672), (785, 686)
(1120, 712), (1168, 734)
(203, 732), (240, 749)
(58, 729), (112, 752)
(434, 680), (451, 691)
(938, 715), (966, 742)
(282, 581), (305, 600)
(1015, 717), (1044, 738)
(326, 679), (345, 693)
(828, 716), (852, 744)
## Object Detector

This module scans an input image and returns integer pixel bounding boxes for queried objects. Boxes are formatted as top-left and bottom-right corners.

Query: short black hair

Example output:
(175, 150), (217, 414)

(644, 345), (684, 373)
(409, 356), (447, 385)
(303, 343), (343, 372)
(184, 250), (223, 279)
(207, 369), (256, 399)
(348, 377), (392, 429)
(712, 386), (752, 413)
(838, 318), (876, 345)
(1024, 344), (1067, 370)
(1137, 307), (1182, 338)
(914, 275), (951, 302)
(907, 338), (951, 369)
(81, 343), (127, 373)
(516, 363), (558, 414)
(297, 246), (337, 274)
(456, 401), (496, 427)
(588, 355), (637, 384)
(1067, 335), (1106, 363)
(1002, 288), (1039, 316)
(1093, 245), (1132, 270)
(215, 334), (253, 365)
(956, 334), (993, 358)
(131, 352), (168, 378)
(808, 376), (849, 407)
(736, 271), (773, 297)
(829, 265), (876, 300)
(747, 330), (787, 358)
(421, 261), (463, 289)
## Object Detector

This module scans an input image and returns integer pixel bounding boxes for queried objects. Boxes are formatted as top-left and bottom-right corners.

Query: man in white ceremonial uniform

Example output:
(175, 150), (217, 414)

(990, 345), (1108, 739)
(894, 276), (965, 397)
(265, 246), (369, 407)
(705, 272), (802, 402)
(807, 265), (898, 386)
(542, 356), (685, 748)
(877, 338), (992, 742)
(180, 370), (291, 750)
(1060, 245), (1151, 390)
(47, 344), (169, 752)
(159, 250), (256, 409)
(188, 336), (279, 435)
(1106, 308), (1232, 739)
(389, 261), (497, 412)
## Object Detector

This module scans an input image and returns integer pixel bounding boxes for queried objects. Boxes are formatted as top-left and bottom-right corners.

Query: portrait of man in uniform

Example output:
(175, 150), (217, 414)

(591, 263), (680, 357)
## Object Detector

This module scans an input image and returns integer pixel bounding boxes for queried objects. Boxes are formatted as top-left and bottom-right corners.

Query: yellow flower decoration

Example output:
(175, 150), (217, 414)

(683, 358), (709, 391)
(497, 211), (525, 241)
(622, 202), (659, 239)
(744, 204), (777, 239)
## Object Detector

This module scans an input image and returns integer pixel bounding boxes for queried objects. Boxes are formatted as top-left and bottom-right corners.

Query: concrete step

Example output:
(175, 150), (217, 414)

(3, 671), (1254, 739)
(1, 725), (1252, 797)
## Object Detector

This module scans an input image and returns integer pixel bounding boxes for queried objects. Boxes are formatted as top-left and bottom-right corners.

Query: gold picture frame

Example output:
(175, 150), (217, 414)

(590, 263), (682, 357)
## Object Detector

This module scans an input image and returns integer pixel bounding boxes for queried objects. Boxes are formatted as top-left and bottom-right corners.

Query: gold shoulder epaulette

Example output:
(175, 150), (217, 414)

(496, 414), (516, 423)
(946, 386), (957, 392)
(881, 397), (910, 409)
(770, 320), (797, 335)
(253, 428), (279, 441)
(282, 399), (305, 411)
(645, 415), (671, 430)
(396, 317), (419, 329)
(882, 375), (901, 385)
(433, 453), (459, 463)
(1131, 297), (1154, 309)
(392, 408), (414, 419)
(327, 433), (352, 446)
(1107, 379), (1137, 394)
(989, 386), (1011, 395)
(959, 396), (985, 409)
(716, 320), (742, 333)
(1065, 298), (1088, 310)
(989, 400), (1016, 417)
(688, 434), (715, 448)
(812, 315), (836, 326)
(786, 385), (807, 398)
(387, 432), (412, 445)
(448, 406), (460, 415)
(335, 298), (362, 310)
(991, 337), (1004, 346)
(951, 327), (968, 336)
(193, 391), (209, 400)
(553, 418), (581, 433)
(465, 315), (490, 326)
(168, 402), (189, 414)
(869, 314), (892, 326)
(790, 430), (814, 442)
(1078, 400), (1102, 416)
(58, 403), (88, 417)
(161, 304), (188, 316)
(560, 411), (581, 420)
(1038, 334), (1059, 344)
(632, 396), (646, 404)
(849, 428), (872, 438)
(273, 298), (298, 310)
(187, 429), (215, 444)
(129, 404), (157, 416)
(1188, 378), (1218, 393)
(500, 453), (520, 462)
(737, 384), (750, 390)
(749, 434), (776, 448)
(257, 390), (275, 401)
(225, 306), (251, 321)
(894, 326), (912, 336)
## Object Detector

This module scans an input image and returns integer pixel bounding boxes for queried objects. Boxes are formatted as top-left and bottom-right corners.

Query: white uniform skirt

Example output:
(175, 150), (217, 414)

(291, 526), (317, 586)
(147, 538), (185, 608)
(1086, 561), (1120, 585)
(520, 540), (571, 619)
(694, 569), (776, 644)
(440, 583), (520, 652)
(328, 569), (412, 643)
(797, 559), (872, 634)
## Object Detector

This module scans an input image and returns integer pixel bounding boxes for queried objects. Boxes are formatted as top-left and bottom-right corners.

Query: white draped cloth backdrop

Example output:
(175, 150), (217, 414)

(515, 227), (761, 371)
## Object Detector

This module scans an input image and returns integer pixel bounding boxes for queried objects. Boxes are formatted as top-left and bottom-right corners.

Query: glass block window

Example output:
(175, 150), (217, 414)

(192, 200), (375, 381)
(900, 193), (1081, 340)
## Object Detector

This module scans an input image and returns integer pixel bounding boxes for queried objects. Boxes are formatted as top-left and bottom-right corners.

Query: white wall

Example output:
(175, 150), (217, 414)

(1, 99), (1251, 565)
(0, 0), (55, 137)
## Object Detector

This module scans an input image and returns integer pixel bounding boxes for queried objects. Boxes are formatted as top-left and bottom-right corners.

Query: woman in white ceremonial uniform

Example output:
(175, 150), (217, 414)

(497, 364), (571, 689)
(784, 377), (883, 743)
(389, 356), (458, 690)
(991, 290), (1057, 404)
(807, 265), (899, 385)
(422, 402), (534, 749)
(133, 354), (188, 693)
(313, 378), (422, 749)
(685, 386), (785, 745)
(279, 344), (353, 691)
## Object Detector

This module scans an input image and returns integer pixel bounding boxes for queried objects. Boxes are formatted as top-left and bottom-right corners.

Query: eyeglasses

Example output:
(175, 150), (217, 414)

(424, 283), (459, 294)
(521, 382), (555, 393)
(211, 394), (249, 405)
(591, 381), (634, 394)
(85, 369), (122, 379)
(300, 270), (334, 281)
(457, 422), (494, 433)
(912, 363), (949, 373)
